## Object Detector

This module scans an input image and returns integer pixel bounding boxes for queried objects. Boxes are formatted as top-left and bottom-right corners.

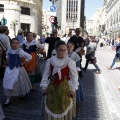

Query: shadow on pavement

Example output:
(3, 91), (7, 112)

(76, 68), (102, 119)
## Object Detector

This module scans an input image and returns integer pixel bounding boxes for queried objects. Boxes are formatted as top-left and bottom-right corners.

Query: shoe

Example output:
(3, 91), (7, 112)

(96, 71), (101, 74)
(107, 66), (112, 70)
(4, 102), (10, 107)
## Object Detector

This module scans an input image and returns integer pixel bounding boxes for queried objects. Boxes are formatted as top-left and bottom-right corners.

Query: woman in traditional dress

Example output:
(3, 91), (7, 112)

(20, 32), (45, 89)
(3, 38), (32, 106)
(67, 41), (84, 103)
(40, 41), (79, 120)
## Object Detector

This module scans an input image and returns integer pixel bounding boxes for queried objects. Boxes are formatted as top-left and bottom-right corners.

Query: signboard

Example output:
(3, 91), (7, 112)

(1, 17), (7, 25)
(50, 5), (57, 12)
(49, 16), (54, 24)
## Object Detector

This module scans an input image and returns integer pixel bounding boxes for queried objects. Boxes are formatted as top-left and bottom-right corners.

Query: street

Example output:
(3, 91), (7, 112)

(1, 45), (120, 120)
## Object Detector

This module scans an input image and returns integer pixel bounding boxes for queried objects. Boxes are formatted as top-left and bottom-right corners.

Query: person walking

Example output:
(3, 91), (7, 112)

(40, 41), (79, 120)
(0, 25), (10, 50)
(45, 29), (60, 58)
(99, 38), (104, 50)
(69, 28), (85, 77)
(67, 41), (84, 103)
(3, 38), (32, 107)
(83, 40), (101, 74)
(16, 29), (25, 44)
(107, 35), (120, 69)
(20, 32), (45, 90)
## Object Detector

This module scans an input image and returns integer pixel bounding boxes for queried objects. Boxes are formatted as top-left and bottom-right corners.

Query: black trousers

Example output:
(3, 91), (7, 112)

(84, 58), (100, 71)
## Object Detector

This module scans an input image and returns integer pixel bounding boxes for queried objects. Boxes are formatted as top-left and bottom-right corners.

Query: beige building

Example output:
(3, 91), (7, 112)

(0, 0), (42, 38)
(105, 0), (120, 40)
(90, 6), (106, 37)
(86, 19), (93, 36)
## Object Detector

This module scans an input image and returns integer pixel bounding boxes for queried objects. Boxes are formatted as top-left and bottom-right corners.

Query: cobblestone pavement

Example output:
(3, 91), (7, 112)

(0, 45), (120, 120)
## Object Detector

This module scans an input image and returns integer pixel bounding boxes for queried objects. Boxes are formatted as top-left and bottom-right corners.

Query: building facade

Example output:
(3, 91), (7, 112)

(0, 0), (42, 38)
(54, 0), (84, 36)
(86, 19), (93, 36)
(105, 0), (120, 40)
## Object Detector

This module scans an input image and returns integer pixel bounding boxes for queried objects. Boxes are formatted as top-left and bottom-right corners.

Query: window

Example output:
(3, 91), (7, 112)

(0, 4), (4, 12)
(21, 7), (30, 15)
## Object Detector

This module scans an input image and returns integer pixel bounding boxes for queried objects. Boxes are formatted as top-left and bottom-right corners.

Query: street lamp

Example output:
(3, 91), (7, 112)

(73, 18), (75, 30)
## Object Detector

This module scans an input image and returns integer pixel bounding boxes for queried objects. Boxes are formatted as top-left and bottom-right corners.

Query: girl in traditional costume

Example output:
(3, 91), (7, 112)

(3, 38), (32, 106)
(67, 41), (84, 103)
(20, 32), (45, 89)
(40, 41), (79, 120)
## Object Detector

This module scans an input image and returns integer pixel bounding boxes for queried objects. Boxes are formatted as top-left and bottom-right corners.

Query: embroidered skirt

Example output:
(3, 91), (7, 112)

(4, 67), (32, 96)
(28, 58), (42, 84)
(43, 79), (75, 120)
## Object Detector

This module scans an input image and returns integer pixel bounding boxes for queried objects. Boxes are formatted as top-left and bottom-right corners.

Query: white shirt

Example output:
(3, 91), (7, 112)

(0, 34), (10, 50)
(40, 55), (79, 91)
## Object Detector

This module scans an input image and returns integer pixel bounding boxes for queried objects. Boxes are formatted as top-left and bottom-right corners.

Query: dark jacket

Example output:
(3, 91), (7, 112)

(69, 35), (85, 51)
(46, 37), (60, 58)
(84, 38), (90, 47)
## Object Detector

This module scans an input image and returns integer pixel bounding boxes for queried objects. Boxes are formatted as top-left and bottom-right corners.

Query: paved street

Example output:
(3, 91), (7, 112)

(1, 45), (120, 120)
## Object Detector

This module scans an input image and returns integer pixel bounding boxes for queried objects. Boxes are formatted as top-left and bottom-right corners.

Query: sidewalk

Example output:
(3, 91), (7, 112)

(75, 45), (120, 120)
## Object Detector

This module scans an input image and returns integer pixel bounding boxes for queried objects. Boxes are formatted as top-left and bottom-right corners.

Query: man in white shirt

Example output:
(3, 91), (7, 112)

(0, 25), (10, 50)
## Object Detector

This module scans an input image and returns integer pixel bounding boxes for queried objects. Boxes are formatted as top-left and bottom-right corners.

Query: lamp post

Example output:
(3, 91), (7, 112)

(73, 18), (75, 30)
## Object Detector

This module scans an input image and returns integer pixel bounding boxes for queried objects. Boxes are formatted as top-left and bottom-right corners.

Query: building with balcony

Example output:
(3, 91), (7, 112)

(105, 0), (120, 40)
(0, 0), (42, 38)
(54, 0), (85, 36)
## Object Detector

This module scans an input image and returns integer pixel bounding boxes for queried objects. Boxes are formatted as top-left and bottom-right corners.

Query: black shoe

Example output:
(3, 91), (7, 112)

(4, 102), (11, 107)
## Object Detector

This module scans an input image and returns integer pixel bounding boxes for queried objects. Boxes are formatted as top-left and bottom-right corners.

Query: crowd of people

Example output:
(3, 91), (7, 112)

(0, 24), (120, 120)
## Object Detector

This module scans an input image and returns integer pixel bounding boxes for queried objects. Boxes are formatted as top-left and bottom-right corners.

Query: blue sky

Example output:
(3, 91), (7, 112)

(43, 0), (104, 18)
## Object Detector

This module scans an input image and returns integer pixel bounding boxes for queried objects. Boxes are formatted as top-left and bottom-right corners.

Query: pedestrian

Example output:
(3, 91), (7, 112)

(51, 39), (61, 57)
(107, 35), (120, 69)
(45, 29), (60, 58)
(0, 46), (7, 79)
(40, 35), (46, 44)
(16, 29), (25, 43)
(20, 32), (45, 90)
(0, 25), (10, 50)
(40, 41), (79, 120)
(0, 105), (5, 119)
(67, 41), (84, 103)
(83, 39), (101, 74)
(99, 38), (104, 50)
(3, 38), (32, 107)
(69, 28), (85, 77)
(84, 34), (90, 47)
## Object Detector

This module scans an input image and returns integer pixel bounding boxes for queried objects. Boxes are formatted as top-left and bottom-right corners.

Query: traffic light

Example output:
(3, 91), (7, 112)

(54, 17), (58, 28)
